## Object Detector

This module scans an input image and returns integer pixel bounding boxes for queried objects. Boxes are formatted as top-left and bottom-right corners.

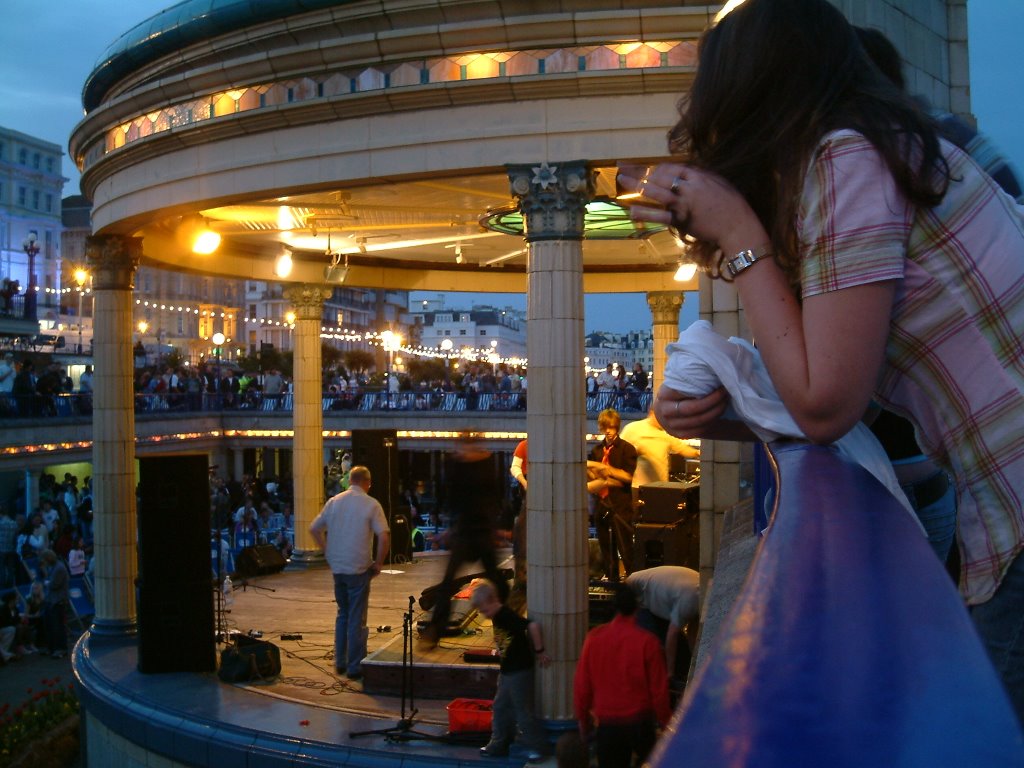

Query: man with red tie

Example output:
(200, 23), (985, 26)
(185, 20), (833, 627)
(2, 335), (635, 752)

(588, 409), (637, 581)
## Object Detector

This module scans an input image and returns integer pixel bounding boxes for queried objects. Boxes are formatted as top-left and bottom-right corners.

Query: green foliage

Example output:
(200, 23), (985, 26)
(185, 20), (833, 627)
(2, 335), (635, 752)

(0, 676), (79, 766)
(406, 357), (446, 385)
(322, 343), (343, 370)
(162, 347), (185, 371)
(343, 349), (374, 374)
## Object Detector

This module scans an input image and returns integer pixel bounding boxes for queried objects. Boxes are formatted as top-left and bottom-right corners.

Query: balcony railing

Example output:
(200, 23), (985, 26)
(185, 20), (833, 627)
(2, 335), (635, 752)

(652, 443), (1024, 767)
(0, 388), (653, 419)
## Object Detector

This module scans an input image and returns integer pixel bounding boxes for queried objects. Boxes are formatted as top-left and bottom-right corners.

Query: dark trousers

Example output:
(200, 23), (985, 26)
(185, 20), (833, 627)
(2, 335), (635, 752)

(429, 532), (508, 632)
(595, 717), (657, 768)
(596, 501), (634, 580)
(44, 602), (67, 654)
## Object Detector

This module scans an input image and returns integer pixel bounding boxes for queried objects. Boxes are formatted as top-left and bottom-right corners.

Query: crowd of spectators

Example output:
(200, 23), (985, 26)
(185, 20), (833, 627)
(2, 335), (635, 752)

(209, 471), (295, 563)
(0, 472), (92, 664)
(0, 356), (660, 419)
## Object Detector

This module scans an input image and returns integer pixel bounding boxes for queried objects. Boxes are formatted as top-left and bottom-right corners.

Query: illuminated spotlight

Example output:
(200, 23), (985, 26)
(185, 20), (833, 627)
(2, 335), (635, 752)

(275, 250), (293, 278)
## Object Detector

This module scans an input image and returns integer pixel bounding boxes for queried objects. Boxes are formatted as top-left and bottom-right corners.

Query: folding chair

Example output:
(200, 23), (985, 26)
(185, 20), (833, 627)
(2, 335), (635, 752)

(67, 574), (94, 632)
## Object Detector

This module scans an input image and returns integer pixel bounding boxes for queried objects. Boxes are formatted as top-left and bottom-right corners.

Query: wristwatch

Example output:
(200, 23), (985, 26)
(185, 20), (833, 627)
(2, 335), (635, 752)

(725, 246), (771, 277)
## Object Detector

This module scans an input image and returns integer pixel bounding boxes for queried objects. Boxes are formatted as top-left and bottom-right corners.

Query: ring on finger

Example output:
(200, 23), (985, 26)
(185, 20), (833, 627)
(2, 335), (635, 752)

(674, 400), (680, 414)
(670, 176), (683, 194)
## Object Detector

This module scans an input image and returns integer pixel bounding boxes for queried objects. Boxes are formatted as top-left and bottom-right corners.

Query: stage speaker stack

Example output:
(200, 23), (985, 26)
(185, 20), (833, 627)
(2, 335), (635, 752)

(351, 429), (406, 564)
(138, 455), (216, 673)
(633, 481), (700, 571)
(234, 544), (287, 578)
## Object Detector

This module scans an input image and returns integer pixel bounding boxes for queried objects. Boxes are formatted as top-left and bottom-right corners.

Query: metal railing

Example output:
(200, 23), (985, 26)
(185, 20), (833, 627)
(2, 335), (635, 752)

(0, 388), (653, 419)
(652, 442), (1024, 767)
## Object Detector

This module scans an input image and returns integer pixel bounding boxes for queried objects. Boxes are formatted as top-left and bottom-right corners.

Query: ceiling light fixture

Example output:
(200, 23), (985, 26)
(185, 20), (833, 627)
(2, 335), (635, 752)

(274, 248), (293, 278)
(177, 216), (222, 255)
(324, 232), (350, 283)
(674, 261), (697, 282)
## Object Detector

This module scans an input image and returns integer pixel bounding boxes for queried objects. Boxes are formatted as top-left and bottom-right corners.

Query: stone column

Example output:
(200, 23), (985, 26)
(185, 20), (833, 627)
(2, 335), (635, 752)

(698, 277), (751, 604)
(284, 284), (331, 566)
(508, 160), (593, 721)
(86, 234), (142, 636)
(646, 291), (684, 393)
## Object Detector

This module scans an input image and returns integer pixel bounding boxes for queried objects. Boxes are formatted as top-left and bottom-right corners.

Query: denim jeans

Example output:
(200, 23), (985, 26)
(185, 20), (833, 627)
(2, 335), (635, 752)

(900, 475), (956, 563)
(970, 550), (1024, 728)
(332, 569), (372, 676)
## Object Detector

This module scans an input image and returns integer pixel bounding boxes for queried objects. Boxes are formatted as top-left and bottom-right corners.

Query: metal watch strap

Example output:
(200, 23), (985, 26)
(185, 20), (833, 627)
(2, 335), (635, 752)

(726, 246), (771, 277)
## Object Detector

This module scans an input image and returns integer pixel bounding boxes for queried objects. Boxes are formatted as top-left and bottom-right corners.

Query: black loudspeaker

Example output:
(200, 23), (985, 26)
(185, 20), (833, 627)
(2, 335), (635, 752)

(632, 519), (699, 571)
(351, 429), (399, 515)
(636, 481), (699, 524)
(138, 455), (216, 673)
(389, 511), (413, 564)
(234, 544), (287, 578)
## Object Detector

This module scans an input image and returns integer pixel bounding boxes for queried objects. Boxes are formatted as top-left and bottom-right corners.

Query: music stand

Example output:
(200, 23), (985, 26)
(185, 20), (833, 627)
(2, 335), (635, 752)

(350, 595), (445, 743)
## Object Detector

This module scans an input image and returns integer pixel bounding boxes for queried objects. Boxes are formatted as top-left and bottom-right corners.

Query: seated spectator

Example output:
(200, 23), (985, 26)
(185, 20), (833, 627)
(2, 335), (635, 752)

(0, 589), (37, 658)
(53, 523), (75, 562)
(0, 590), (17, 662)
(18, 513), (48, 559)
(234, 507), (259, 549)
(270, 528), (293, 559)
(67, 538), (87, 577)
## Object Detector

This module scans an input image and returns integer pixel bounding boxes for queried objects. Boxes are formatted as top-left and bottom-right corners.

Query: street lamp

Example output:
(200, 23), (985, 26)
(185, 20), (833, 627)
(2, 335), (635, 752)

(212, 332), (226, 409)
(138, 320), (150, 366)
(74, 268), (88, 354)
(284, 311), (295, 351)
(440, 338), (453, 378)
(21, 232), (39, 322)
(489, 339), (499, 375)
(381, 330), (402, 401)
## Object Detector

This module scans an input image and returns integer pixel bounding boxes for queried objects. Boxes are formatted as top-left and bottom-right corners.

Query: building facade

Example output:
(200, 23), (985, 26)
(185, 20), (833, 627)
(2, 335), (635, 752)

(0, 126), (65, 333)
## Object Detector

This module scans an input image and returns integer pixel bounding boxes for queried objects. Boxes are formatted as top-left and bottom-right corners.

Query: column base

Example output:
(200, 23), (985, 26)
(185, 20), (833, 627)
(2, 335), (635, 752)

(89, 617), (139, 637)
(286, 549), (327, 570)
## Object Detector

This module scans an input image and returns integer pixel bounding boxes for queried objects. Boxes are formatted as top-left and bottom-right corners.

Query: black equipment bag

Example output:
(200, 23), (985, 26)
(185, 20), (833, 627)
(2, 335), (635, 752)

(218, 635), (281, 682)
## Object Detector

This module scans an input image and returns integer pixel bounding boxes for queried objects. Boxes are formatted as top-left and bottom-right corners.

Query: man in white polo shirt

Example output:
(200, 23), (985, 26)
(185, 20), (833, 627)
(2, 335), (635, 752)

(310, 465), (390, 680)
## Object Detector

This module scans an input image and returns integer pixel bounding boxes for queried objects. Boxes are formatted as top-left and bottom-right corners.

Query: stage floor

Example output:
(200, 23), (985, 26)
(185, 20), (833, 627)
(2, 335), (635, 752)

(225, 548), (511, 727)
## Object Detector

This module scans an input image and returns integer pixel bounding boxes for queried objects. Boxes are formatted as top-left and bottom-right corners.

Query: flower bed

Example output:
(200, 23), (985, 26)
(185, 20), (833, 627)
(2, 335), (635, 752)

(0, 677), (80, 768)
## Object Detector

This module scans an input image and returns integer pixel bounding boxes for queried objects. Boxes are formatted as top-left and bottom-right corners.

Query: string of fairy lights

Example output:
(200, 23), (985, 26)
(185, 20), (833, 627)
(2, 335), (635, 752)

(46, 285), (543, 368)
(35, 286), (637, 373)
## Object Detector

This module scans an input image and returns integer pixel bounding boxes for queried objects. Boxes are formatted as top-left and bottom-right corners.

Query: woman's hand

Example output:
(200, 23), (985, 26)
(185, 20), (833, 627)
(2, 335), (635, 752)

(617, 164), (768, 256)
(654, 385), (730, 438)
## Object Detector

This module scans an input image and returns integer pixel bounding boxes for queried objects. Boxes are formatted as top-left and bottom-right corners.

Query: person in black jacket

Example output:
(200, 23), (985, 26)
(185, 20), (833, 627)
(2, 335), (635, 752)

(420, 433), (508, 647)
(588, 409), (638, 581)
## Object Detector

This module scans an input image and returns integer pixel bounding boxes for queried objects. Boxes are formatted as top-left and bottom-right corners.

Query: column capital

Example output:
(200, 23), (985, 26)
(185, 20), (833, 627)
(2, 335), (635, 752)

(86, 235), (143, 291)
(283, 284), (332, 321)
(647, 291), (684, 325)
(507, 160), (595, 242)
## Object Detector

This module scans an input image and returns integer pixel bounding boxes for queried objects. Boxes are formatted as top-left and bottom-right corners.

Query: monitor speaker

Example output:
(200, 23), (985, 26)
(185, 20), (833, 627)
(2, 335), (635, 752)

(234, 544), (287, 578)
(632, 518), (699, 571)
(138, 454), (215, 673)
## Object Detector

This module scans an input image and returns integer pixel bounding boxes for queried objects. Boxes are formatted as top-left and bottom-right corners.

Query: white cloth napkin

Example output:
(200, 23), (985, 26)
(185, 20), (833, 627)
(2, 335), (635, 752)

(663, 320), (917, 519)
